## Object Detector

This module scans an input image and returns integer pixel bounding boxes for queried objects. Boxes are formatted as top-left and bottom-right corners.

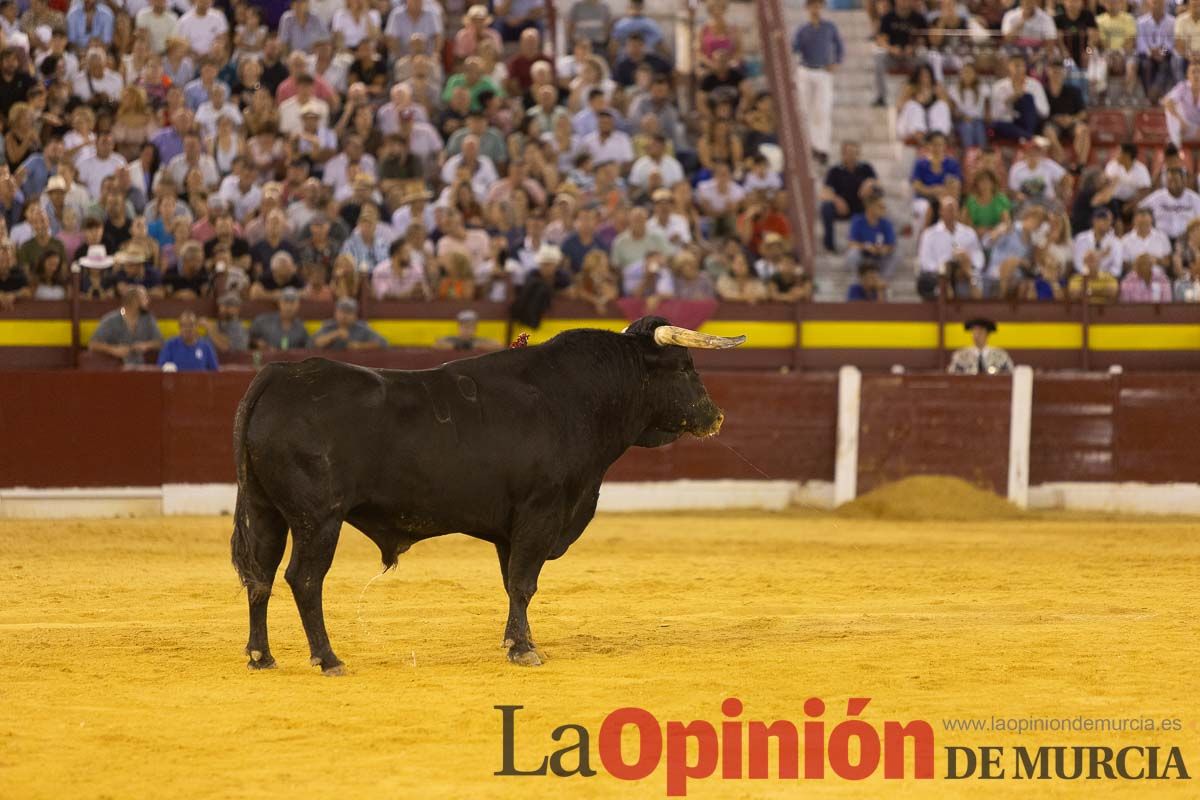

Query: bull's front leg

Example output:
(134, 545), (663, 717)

(501, 538), (547, 667)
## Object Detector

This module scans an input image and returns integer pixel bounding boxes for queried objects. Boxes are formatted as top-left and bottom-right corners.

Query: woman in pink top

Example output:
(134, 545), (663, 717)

(698, 0), (740, 70)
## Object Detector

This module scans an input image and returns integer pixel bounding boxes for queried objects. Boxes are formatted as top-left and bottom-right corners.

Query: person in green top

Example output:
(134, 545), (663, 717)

(964, 169), (1012, 246)
(441, 56), (505, 112)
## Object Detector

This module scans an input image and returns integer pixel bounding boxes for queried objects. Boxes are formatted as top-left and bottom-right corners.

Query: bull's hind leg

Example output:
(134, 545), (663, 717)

(232, 496), (288, 670)
(285, 518), (346, 676)
(496, 541), (536, 650)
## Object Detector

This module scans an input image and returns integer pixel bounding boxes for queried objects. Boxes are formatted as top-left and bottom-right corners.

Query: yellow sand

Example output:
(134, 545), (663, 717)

(837, 476), (1024, 521)
(1, 513), (1198, 799)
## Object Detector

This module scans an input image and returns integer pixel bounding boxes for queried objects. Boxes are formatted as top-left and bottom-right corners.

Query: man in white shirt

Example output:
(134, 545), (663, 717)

(1120, 206), (1173, 273)
(439, 135), (498, 199)
(1008, 139), (1067, 202)
(646, 187), (691, 251)
(989, 53), (1050, 141)
(163, 131), (220, 190)
(695, 161), (746, 218)
(580, 110), (634, 172)
(1140, 166), (1200, 241)
(1103, 143), (1153, 216)
(218, 157), (263, 223)
(1073, 207), (1123, 277)
(1001, 0), (1057, 44)
(76, 132), (127, 198)
(916, 196), (984, 299)
(628, 134), (684, 191)
(176, 0), (228, 56)
(279, 81), (331, 136)
(322, 134), (376, 190)
(135, 0), (178, 53)
(72, 47), (123, 104)
(194, 83), (242, 139)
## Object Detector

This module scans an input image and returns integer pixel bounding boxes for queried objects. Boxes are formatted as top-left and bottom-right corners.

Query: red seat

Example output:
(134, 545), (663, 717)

(1089, 109), (1129, 146)
(1133, 109), (1170, 148)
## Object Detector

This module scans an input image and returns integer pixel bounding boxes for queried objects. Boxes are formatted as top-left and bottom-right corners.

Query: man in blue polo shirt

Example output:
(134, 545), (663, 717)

(846, 192), (898, 277)
(158, 310), (219, 371)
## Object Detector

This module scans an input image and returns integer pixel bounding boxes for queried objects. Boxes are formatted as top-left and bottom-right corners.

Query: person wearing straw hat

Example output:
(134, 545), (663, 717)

(947, 318), (1014, 375)
(454, 4), (500, 58)
(87, 285), (163, 364)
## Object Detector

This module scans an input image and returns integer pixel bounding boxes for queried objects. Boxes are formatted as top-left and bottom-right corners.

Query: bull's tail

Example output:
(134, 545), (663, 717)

(230, 365), (281, 598)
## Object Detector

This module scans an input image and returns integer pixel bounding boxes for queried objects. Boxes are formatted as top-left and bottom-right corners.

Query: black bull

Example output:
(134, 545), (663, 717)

(230, 316), (744, 674)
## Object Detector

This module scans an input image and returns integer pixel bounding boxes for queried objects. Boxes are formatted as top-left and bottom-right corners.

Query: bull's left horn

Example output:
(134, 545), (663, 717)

(653, 325), (747, 349)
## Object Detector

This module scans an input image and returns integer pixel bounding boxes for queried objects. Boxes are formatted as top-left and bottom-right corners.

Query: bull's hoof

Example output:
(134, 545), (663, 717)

(246, 649), (276, 670)
(507, 648), (543, 667)
(310, 656), (347, 676)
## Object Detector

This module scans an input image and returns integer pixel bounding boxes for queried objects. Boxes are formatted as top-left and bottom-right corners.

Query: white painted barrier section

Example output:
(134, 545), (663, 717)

(1007, 365), (1034, 509)
(833, 365), (862, 507)
(4, 480), (1200, 517)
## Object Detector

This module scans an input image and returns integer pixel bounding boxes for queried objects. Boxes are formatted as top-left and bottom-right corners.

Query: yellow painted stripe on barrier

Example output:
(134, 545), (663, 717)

(1090, 324), (1200, 351)
(370, 319), (508, 347)
(0, 320), (73, 346)
(802, 321), (939, 349)
(943, 322), (1084, 350)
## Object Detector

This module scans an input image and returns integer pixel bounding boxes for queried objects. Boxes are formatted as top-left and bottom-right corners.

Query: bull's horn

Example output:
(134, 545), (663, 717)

(653, 325), (746, 349)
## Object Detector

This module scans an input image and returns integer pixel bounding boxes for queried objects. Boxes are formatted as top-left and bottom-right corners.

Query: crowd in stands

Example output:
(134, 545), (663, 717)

(0, 0), (825, 368)
(826, 0), (1200, 303)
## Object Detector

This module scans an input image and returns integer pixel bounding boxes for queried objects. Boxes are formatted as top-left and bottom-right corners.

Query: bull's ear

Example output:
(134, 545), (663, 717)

(622, 316), (671, 338)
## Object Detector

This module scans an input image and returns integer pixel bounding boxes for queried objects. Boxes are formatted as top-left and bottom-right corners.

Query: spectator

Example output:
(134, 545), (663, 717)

(989, 53), (1049, 142)
(67, 0), (115, 50)
(1163, 61), (1200, 149)
(917, 196), (984, 299)
(313, 297), (387, 350)
(1056, 0), (1098, 72)
(1096, 0), (1138, 99)
(251, 251), (305, 301)
(1043, 61), (1089, 167)
(1009, 138), (1069, 204)
(0, 241), (29, 309)
(947, 318), (1014, 375)
(1073, 207), (1123, 282)
(561, 204), (608, 272)
(767, 253), (812, 303)
(629, 135), (685, 193)
(819, 141), (877, 252)
(566, 248), (618, 312)
(87, 285), (163, 364)
(250, 287), (309, 351)
(1001, 0), (1057, 46)
(611, 0), (664, 53)
(434, 309), (502, 350)
(373, 238), (431, 300)
(162, 241), (211, 299)
(136, 0), (179, 55)
(1119, 252), (1173, 301)
(511, 243), (568, 324)
(1136, 0), (1178, 105)
(947, 62), (988, 150)
(792, 0), (842, 165)
(715, 251), (766, 303)
(910, 131), (962, 228)
(1121, 207), (1172, 275)
(16, 207), (64, 274)
(613, 33), (670, 87)
(896, 64), (953, 143)
(695, 161), (745, 236)
(157, 309), (219, 371)
(1173, 219), (1200, 299)
(201, 292), (248, 353)
(1140, 167), (1200, 242)
(847, 193), (898, 279)
(279, 0), (329, 54)
(986, 204), (1046, 298)
(672, 250), (717, 301)
(609, 202), (666, 267)
(963, 170), (1012, 245)
(872, 0), (926, 107)
(848, 261), (887, 301)
(176, 0), (229, 58)
(1104, 143), (1153, 222)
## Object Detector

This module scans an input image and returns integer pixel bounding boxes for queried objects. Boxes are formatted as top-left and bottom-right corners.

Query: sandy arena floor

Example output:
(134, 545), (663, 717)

(1, 513), (1198, 798)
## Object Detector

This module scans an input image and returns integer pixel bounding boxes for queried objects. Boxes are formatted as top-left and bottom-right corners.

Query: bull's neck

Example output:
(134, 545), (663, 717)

(528, 335), (649, 469)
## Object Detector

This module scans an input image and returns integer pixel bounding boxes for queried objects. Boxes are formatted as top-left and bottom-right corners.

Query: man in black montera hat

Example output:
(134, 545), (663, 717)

(947, 317), (1014, 375)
